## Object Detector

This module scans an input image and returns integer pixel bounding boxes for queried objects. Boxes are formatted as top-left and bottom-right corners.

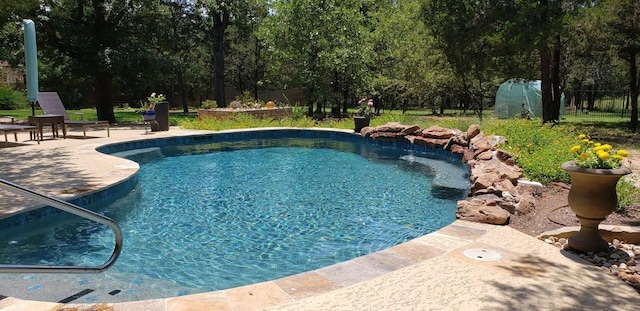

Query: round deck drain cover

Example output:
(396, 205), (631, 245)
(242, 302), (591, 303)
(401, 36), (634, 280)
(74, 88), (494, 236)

(463, 248), (501, 262)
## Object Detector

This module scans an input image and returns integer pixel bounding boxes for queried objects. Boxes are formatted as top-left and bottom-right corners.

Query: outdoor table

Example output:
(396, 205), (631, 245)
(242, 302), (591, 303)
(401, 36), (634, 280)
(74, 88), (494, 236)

(28, 115), (66, 141)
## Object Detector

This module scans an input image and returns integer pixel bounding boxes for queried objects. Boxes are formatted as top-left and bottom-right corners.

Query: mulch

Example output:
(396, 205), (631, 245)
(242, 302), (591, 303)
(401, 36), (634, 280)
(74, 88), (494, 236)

(507, 182), (640, 237)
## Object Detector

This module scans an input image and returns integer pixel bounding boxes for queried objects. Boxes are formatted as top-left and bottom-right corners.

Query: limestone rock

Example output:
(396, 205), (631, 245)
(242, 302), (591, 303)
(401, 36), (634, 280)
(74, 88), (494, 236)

(498, 200), (517, 214)
(456, 198), (511, 225)
(476, 150), (494, 161)
(469, 159), (522, 196)
(375, 122), (407, 133)
(466, 124), (481, 140)
(449, 144), (466, 154)
(444, 133), (469, 153)
(400, 125), (421, 135)
(463, 150), (476, 163)
(515, 191), (536, 215)
(451, 132), (469, 147)
(422, 125), (454, 139)
(361, 126), (375, 137)
(473, 159), (523, 183)
(411, 136), (449, 148)
(493, 179), (517, 196)
(495, 149), (514, 164)
(471, 135), (507, 151)
(370, 131), (404, 141)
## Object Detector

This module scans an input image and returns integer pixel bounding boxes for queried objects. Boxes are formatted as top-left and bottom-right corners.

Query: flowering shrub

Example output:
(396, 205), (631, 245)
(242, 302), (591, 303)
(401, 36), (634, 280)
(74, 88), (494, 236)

(147, 92), (166, 107)
(570, 134), (629, 169)
(356, 98), (375, 119)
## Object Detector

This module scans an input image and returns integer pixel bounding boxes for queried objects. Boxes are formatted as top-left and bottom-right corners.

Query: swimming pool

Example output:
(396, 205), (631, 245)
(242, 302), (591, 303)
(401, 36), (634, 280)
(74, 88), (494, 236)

(0, 129), (469, 303)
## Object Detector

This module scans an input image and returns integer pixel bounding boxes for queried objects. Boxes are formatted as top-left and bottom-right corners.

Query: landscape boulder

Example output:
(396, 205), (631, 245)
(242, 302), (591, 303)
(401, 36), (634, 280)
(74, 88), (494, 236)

(456, 196), (511, 225)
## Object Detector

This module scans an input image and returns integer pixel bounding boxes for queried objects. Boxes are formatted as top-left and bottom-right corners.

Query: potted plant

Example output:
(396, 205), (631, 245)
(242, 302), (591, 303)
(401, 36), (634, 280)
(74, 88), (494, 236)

(561, 134), (631, 252)
(142, 92), (165, 121)
(354, 98), (375, 133)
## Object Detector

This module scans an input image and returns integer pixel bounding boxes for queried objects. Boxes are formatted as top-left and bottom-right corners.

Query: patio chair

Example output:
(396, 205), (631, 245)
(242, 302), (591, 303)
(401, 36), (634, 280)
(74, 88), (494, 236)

(37, 92), (110, 138)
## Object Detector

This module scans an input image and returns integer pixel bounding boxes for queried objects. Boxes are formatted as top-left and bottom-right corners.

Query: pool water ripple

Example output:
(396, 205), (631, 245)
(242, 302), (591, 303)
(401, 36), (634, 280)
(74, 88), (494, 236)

(0, 138), (468, 302)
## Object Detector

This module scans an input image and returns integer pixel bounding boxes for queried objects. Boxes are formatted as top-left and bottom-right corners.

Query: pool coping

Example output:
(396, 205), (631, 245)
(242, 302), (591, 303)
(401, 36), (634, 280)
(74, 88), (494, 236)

(1, 126), (640, 310)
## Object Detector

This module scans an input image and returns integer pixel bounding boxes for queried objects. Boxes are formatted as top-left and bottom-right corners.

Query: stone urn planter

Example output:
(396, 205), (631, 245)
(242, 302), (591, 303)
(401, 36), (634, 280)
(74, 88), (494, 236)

(561, 161), (632, 252)
(354, 116), (370, 133)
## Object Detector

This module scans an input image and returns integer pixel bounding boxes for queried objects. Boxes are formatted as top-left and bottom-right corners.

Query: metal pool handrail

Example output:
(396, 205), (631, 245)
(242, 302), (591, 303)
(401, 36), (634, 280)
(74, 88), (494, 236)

(0, 179), (123, 273)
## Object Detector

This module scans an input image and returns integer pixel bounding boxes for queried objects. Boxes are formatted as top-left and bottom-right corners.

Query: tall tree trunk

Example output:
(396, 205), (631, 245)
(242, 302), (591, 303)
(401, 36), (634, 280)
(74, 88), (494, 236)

(551, 34), (562, 122)
(540, 41), (554, 123)
(170, 8), (188, 114)
(91, 0), (115, 123)
(630, 52), (639, 132)
(95, 73), (115, 123)
(177, 65), (188, 113)
(213, 10), (230, 107)
(253, 39), (261, 100)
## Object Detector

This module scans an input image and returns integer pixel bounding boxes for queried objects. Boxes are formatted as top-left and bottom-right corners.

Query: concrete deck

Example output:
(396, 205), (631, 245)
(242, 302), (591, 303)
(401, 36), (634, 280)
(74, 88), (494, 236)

(1, 125), (639, 310)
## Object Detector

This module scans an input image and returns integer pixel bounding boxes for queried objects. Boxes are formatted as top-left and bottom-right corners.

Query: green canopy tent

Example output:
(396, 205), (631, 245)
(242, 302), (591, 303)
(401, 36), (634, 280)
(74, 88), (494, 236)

(494, 79), (564, 119)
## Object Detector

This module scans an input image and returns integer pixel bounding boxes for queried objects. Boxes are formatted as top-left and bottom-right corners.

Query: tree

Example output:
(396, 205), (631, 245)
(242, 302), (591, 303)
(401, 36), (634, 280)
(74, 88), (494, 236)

(225, 1), (268, 99)
(197, 1), (267, 107)
(0, 0), (40, 65)
(530, 0), (566, 123)
(163, 0), (203, 113)
(37, 0), (164, 122)
(370, 0), (451, 114)
(605, 0), (640, 131)
(259, 0), (370, 117)
(422, 0), (504, 117)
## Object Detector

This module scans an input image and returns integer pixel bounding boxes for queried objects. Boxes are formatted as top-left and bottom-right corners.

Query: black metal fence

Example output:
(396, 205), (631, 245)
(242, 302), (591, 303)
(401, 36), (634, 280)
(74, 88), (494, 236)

(564, 90), (637, 119)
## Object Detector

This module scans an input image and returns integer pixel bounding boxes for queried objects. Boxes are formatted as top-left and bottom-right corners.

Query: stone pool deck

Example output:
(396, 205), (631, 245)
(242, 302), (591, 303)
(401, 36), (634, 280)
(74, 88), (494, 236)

(1, 125), (639, 310)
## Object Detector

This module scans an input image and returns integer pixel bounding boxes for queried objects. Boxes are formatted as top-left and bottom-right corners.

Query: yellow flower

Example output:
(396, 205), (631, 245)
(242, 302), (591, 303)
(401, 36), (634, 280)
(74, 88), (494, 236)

(571, 133), (629, 169)
(597, 151), (610, 160)
(617, 149), (629, 157)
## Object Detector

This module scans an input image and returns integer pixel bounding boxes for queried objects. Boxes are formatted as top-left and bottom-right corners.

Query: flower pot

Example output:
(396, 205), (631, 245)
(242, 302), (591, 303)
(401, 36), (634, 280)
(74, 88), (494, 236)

(561, 161), (631, 252)
(354, 116), (370, 133)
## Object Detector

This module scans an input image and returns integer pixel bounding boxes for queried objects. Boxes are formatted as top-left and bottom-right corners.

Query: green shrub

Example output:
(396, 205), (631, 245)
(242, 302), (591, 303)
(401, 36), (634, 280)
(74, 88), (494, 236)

(235, 91), (256, 107)
(201, 100), (217, 109)
(617, 178), (639, 213)
(483, 119), (576, 184)
(177, 111), (317, 131)
(290, 104), (308, 120)
(0, 85), (28, 110)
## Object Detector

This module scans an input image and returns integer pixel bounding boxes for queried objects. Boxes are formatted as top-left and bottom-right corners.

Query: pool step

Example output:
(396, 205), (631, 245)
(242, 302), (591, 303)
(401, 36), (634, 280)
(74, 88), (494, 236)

(111, 147), (164, 164)
(0, 271), (198, 303)
(399, 155), (470, 199)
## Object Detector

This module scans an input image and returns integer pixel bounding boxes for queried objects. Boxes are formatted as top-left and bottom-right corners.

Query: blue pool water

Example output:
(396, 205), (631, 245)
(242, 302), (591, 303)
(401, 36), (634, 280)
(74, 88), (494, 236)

(0, 135), (469, 301)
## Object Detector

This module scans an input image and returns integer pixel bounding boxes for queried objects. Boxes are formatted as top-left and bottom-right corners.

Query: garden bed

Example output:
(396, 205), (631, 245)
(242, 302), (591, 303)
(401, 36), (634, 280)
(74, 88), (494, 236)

(198, 107), (292, 120)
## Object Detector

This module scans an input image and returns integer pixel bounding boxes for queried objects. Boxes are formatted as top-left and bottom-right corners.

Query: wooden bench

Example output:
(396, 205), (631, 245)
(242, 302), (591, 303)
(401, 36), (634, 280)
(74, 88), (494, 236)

(0, 124), (39, 146)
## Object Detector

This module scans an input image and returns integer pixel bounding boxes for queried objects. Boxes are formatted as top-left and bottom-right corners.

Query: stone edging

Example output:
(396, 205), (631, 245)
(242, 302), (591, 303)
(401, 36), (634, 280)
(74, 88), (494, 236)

(361, 122), (540, 225)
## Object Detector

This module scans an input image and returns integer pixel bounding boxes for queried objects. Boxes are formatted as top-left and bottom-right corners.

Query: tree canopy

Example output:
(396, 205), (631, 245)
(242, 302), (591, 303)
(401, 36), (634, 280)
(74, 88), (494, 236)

(0, 0), (636, 128)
